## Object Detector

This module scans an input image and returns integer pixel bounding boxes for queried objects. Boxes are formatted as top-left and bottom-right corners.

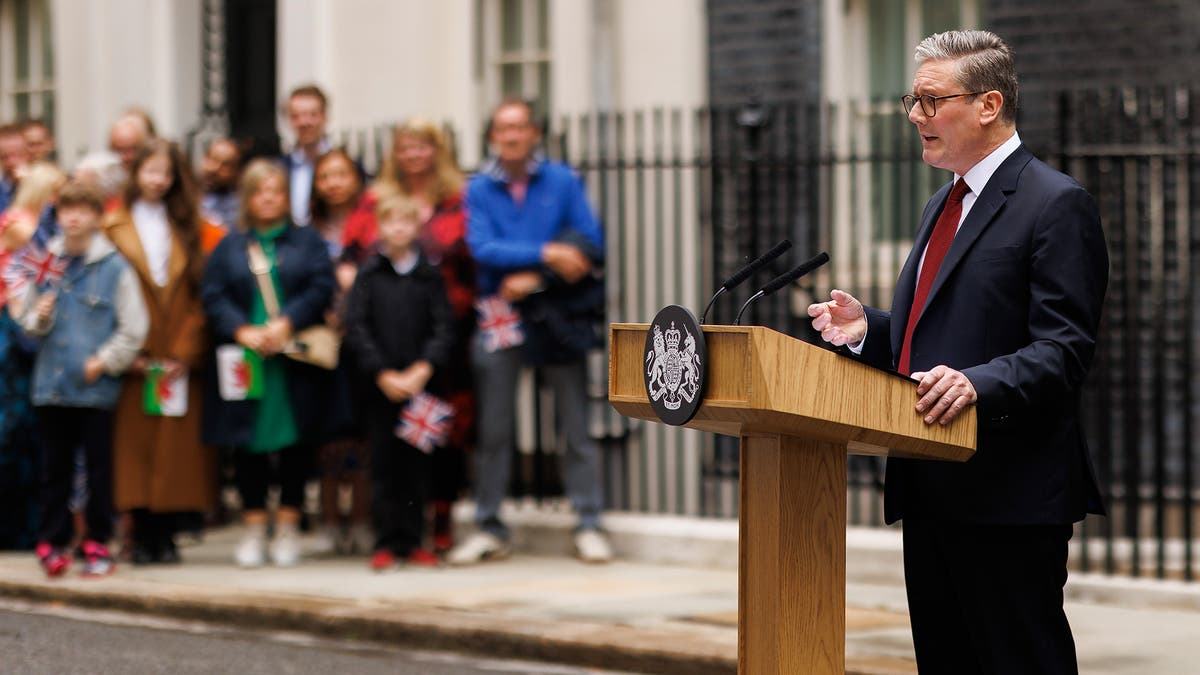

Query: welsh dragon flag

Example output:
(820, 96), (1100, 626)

(216, 344), (264, 401)
(143, 364), (188, 417)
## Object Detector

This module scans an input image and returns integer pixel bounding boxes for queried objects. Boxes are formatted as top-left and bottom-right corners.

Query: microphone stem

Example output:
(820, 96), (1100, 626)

(734, 290), (765, 326)
(700, 287), (726, 325)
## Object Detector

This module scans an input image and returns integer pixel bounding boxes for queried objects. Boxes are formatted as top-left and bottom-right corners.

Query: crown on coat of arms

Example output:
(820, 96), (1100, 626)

(665, 322), (681, 351)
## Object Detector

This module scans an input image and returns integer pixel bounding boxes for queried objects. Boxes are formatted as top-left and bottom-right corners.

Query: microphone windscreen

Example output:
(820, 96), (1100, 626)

(761, 251), (830, 295)
(721, 239), (792, 291)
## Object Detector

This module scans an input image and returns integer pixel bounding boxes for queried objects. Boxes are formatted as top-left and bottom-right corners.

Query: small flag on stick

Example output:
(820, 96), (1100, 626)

(216, 344), (264, 401)
(395, 392), (455, 453)
(475, 295), (524, 353)
(143, 364), (188, 417)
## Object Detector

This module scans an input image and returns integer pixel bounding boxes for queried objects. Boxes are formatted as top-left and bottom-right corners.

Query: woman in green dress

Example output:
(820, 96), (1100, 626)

(200, 159), (335, 567)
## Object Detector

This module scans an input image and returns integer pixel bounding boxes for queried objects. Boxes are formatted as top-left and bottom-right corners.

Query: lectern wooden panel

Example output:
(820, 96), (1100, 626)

(609, 323), (976, 674)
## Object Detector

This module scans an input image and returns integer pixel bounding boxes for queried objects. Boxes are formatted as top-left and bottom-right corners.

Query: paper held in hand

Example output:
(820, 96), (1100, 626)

(216, 344), (265, 401)
(143, 365), (188, 417)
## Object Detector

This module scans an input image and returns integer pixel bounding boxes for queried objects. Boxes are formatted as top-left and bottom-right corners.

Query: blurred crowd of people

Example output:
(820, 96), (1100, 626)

(0, 86), (612, 578)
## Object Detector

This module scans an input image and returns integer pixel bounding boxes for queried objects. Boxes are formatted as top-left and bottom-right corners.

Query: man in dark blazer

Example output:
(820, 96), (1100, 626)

(808, 30), (1108, 674)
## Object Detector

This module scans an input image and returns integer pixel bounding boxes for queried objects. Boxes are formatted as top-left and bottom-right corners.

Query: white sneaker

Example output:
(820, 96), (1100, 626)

(269, 523), (302, 567)
(312, 525), (340, 556)
(574, 529), (613, 564)
(446, 531), (511, 566)
(234, 526), (266, 568)
(346, 523), (375, 555)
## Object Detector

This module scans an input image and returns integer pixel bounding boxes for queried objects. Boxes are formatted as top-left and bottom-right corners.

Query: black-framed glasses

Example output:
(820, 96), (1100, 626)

(901, 92), (986, 117)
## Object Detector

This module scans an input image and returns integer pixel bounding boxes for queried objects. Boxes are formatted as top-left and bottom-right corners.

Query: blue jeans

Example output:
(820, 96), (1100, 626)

(471, 338), (603, 538)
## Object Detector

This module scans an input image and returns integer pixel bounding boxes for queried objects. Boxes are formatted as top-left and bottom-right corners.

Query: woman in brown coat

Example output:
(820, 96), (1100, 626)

(105, 139), (216, 564)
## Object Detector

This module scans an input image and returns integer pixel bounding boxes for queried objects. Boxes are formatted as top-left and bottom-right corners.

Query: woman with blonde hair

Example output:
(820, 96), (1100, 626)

(0, 161), (65, 549)
(201, 159), (334, 567)
(0, 162), (66, 259)
(343, 118), (474, 553)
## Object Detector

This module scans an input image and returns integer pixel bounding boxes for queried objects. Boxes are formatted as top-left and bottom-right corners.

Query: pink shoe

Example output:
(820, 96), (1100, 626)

(36, 542), (71, 578)
(79, 540), (115, 577)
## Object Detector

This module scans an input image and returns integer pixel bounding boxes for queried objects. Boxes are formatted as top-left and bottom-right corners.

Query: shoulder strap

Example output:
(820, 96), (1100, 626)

(246, 239), (282, 319)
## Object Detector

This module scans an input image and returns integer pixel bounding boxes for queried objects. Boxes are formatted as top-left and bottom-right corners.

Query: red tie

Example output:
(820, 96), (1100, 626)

(897, 179), (970, 375)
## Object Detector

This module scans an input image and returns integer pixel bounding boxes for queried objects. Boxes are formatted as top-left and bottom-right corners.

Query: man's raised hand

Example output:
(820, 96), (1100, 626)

(806, 289), (867, 347)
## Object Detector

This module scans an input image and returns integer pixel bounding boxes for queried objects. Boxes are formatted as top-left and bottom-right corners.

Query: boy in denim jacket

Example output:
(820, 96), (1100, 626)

(17, 181), (148, 577)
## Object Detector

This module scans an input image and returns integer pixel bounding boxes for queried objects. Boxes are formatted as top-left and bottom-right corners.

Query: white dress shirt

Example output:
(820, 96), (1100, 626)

(131, 199), (173, 287)
(850, 131), (1023, 355)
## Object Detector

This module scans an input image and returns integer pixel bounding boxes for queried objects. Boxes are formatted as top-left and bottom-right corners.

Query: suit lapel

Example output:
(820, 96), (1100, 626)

(919, 145), (1033, 319)
(104, 210), (156, 296)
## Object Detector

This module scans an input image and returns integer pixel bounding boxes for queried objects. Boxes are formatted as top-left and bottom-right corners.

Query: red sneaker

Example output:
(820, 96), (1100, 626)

(36, 542), (70, 578)
(432, 533), (453, 553)
(407, 548), (441, 568)
(80, 540), (116, 577)
(369, 549), (397, 572)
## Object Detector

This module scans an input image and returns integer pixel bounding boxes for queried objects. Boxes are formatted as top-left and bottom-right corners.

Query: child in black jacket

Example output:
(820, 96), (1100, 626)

(344, 195), (454, 570)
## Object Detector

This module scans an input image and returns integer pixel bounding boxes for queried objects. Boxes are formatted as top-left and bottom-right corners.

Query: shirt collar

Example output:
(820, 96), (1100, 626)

(957, 131), (1021, 196)
(252, 221), (289, 242)
(482, 152), (545, 184)
(290, 137), (332, 164)
(389, 249), (420, 275)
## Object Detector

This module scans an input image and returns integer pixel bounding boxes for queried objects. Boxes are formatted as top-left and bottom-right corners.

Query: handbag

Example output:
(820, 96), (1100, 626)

(247, 239), (340, 370)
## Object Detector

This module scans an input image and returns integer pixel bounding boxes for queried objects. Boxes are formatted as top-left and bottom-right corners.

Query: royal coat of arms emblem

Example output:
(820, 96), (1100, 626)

(642, 305), (707, 425)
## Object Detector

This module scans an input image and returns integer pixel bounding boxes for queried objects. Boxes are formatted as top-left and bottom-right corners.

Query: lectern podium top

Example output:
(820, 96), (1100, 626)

(609, 323), (976, 462)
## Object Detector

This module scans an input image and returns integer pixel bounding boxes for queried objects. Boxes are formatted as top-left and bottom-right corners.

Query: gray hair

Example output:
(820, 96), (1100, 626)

(915, 30), (1018, 125)
(72, 151), (125, 200)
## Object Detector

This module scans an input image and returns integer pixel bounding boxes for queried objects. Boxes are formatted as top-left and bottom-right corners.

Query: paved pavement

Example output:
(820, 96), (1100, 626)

(1, 520), (1199, 674)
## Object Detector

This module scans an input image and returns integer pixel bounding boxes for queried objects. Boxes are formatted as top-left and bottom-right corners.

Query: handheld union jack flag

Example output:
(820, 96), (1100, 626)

(395, 392), (455, 454)
(3, 242), (68, 295)
(475, 295), (525, 353)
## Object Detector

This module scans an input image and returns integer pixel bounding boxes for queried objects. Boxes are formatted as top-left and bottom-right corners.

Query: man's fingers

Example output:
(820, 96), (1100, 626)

(806, 303), (826, 318)
(830, 289), (858, 307)
(936, 395), (971, 425)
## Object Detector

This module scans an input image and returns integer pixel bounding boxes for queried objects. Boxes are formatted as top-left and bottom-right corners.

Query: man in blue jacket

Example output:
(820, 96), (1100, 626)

(450, 98), (611, 565)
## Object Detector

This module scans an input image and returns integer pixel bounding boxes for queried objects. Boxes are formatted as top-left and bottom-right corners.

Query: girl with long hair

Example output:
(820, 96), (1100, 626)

(105, 139), (215, 564)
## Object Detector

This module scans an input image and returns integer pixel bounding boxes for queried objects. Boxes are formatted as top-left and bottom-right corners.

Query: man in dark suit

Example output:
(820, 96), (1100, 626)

(808, 30), (1108, 674)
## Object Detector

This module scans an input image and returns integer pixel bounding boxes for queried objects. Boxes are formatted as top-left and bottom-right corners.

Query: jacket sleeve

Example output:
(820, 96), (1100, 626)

(343, 272), (387, 378)
(96, 266), (150, 375)
(419, 273), (455, 370)
(200, 236), (250, 343)
(961, 186), (1109, 419)
(465, 182), (544, 270)
(564, 173), (604, 257)
(858, 306), (894, 371)
(281, 229), (336, 331)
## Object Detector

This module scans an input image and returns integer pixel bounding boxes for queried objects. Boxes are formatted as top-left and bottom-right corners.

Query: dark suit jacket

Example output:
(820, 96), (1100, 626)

(858, 144), (1109, 526)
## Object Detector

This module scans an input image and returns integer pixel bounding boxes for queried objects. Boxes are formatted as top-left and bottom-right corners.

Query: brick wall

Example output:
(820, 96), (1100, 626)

(985, 0), (1200, 152)
(706, 0), (821, 106)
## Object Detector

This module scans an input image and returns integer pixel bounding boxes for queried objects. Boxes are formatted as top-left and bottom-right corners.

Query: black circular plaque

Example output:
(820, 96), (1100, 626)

(643, 304), (707, 426)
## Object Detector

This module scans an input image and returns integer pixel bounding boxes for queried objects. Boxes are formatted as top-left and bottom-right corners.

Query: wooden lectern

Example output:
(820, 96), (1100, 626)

(609, 324), (976, 674)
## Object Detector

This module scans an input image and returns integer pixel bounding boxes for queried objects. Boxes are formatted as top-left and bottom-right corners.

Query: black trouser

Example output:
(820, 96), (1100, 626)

(235, 447), (309, 511)
(131, 509), (182, 548)
(369, 419), (431, 556)
(36, 406), (114, 546)
(902, 518), (1078, 675)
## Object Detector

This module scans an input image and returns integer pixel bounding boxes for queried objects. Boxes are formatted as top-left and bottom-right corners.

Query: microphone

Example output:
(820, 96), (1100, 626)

(734, 251), (830, 326)
(700, 239), (792, 324)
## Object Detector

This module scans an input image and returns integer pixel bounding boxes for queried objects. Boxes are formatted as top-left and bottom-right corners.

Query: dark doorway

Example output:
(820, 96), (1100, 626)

(224, 0), (279, 159)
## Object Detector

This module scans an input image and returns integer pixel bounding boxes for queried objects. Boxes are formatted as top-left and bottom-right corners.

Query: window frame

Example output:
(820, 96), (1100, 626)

(0, 0), (56, 127)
